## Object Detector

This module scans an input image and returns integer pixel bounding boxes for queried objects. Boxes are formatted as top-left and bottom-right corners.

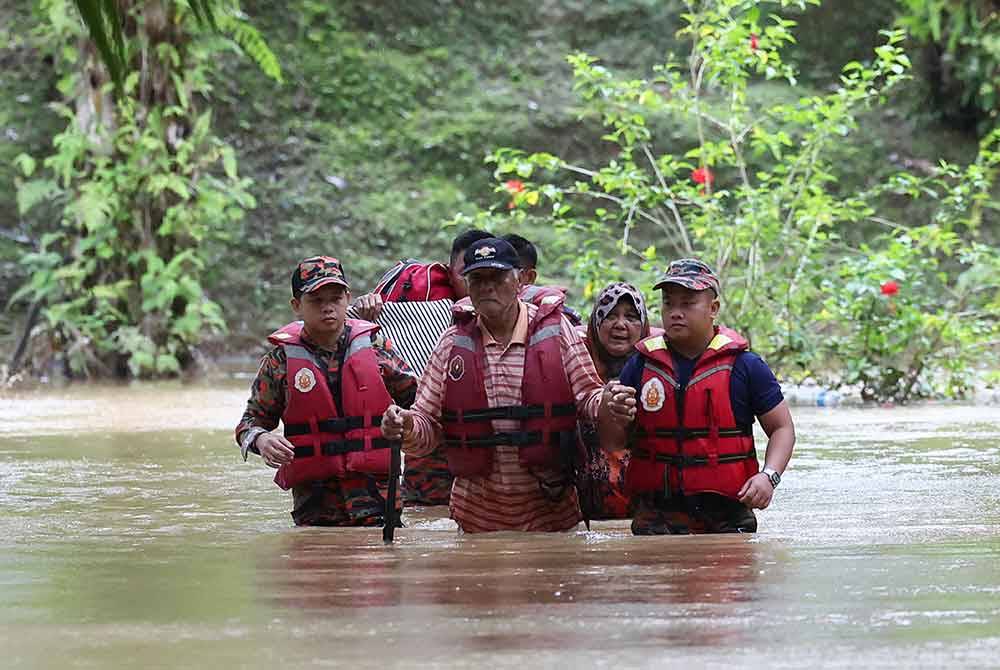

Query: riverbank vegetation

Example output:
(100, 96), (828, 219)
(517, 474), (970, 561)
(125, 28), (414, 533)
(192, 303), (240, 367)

(2, 0), (997, 402)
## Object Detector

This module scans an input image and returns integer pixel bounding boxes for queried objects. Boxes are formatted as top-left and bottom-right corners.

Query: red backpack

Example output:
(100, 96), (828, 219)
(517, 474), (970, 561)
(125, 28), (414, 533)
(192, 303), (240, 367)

(374, 260), (455, 302)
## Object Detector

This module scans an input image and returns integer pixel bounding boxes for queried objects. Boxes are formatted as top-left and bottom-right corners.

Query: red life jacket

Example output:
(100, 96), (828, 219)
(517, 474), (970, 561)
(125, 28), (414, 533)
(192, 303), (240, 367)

(440, 298), (578, 477)
(519, 284), (567, 304)
(520, 284), (582, 326)
(453, 285), (580, 328)
(375, 260), (456, 302)
(625, 326), (759, 500)
(268, 319), (394, 490)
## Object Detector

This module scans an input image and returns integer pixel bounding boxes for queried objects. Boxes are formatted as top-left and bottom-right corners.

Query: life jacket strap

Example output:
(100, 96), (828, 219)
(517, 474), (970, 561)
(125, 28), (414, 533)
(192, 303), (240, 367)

(285, 415), (384, 437)
(293, 438), (393, 458)
(442, 403), (576, 423)
(631, 446), (757, 467)
(636, 425), (752, 439)
(442, 429), (574, 449)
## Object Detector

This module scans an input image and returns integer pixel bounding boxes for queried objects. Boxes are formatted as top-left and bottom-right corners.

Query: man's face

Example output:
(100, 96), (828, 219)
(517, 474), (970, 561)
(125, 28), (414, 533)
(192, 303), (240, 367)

(519, 266), (538, 286)
(291, 284), (350, 341)
(660, 284), (719, 346)
(465, 268), (520, 322)
(449, 252), (469, 299)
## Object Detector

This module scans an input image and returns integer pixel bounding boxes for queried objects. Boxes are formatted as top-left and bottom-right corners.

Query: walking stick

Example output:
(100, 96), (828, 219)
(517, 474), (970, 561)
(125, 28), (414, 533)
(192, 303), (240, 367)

(383, 441), (401, 544)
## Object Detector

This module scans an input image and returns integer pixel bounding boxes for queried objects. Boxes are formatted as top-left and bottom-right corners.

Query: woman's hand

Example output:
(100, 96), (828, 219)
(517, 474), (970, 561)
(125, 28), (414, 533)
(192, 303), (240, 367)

(603, 383), (637, 425)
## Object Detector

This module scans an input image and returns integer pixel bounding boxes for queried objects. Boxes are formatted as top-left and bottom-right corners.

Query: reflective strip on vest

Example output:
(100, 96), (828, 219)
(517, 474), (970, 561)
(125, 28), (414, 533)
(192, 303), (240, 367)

(345, 334), (372, 361)
(284, 344), (314, 362)
(453, 335), (476, 352)
(646, 361), (681, 389)
(528, 324), (561, 347)
(688, 364), (733, 388)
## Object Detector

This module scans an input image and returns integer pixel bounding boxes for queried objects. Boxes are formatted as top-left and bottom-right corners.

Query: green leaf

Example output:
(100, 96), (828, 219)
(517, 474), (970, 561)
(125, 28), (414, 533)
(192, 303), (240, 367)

(155, 353), (181, 374)
(16, 179), (60, 215)
(14, 153), (36, 177)
(222, 147), (237, 180)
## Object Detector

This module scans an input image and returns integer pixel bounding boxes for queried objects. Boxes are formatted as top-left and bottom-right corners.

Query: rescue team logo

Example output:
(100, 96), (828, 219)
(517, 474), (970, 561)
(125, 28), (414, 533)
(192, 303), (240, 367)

(641, 377), (666, 412)
(448, 355), (465, 381)
(294, 368), (317, 393)
(474, 246), (497, 259)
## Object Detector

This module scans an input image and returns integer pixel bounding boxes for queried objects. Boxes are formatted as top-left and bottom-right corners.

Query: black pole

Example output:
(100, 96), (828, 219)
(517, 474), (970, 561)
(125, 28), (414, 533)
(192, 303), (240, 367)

(383, 442), (401, 544)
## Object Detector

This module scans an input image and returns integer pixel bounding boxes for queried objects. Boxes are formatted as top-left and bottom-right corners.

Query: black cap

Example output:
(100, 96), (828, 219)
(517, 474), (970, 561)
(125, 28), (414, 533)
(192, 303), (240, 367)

(461, 237), (521, 275)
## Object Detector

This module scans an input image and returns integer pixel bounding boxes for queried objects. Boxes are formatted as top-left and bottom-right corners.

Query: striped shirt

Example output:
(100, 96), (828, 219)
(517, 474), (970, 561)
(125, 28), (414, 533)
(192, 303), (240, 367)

(404, 301), (605, 532)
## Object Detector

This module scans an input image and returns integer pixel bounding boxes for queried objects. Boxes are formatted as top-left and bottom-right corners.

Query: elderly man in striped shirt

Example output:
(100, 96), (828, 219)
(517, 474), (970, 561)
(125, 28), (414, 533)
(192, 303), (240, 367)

(382, 237), (636, 532)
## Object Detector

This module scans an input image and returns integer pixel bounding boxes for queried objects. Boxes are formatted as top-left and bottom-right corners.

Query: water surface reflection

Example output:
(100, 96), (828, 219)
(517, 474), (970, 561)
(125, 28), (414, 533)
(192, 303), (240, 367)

(0, 385), (998, 668)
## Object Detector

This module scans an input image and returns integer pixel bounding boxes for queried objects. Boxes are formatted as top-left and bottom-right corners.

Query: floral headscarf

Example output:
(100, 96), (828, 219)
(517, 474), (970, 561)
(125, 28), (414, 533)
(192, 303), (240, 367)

(586, 282), (650, 381)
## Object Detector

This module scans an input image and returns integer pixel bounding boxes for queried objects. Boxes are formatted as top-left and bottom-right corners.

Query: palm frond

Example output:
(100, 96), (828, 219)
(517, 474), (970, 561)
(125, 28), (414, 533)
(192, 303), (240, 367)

(187, 0), (218, 31)
(70, 0), (224, 96)
(216, 11), (283, 84)
(72, 0), (128, 92)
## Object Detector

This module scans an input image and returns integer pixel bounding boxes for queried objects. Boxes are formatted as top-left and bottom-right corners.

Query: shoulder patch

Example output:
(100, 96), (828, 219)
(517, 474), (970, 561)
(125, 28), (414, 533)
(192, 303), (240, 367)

(273, 332), (291, 340)
(644, 335), (666, 352)
(540, 295), (561, 305)
(708, 333), (733, 350)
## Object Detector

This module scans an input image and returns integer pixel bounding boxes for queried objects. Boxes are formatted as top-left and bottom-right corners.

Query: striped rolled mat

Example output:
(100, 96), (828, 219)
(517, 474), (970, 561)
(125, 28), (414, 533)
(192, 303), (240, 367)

(348, 299), (455, 377)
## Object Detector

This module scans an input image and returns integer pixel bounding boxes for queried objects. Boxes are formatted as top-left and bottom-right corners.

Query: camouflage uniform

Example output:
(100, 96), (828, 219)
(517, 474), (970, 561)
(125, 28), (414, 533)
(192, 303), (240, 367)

(631, 493), (757, 535)
(401, 450), (454, 506)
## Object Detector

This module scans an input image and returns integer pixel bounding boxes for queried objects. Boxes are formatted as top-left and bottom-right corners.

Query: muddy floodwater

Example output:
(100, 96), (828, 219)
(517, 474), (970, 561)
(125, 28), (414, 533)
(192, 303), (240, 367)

(1, 382), (998, 669)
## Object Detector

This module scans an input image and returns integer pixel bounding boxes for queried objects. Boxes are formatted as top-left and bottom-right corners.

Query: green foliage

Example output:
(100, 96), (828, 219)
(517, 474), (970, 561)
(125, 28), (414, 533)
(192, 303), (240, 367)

(820, 223), (1000, 400)
(487, 0), (999, 402)
(70, 0), (128, 93)
(13, 0), (256, 377)
(5, 0), (992, 388)
(213, 7), (283, 84)
(897, 0), (1000, 133)
(70, 0), (232, 94)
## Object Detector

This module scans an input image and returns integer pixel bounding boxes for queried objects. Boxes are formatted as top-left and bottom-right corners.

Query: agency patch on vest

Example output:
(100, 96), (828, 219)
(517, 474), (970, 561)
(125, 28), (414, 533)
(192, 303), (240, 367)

(294, 367), (317, 393)
(641, 377), (665, 412)
(448, 355), (465, 382)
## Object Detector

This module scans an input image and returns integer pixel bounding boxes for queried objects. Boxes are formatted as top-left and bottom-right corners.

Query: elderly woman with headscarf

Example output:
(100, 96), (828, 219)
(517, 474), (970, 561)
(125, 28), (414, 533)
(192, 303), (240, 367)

(576, 282), (655, 521)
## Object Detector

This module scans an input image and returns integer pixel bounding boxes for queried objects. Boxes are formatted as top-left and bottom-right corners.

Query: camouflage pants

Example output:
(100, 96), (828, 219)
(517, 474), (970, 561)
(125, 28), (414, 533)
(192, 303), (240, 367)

(291, 475), (402, 527)
(631, 492), (757, 535)
(401, 447), (454, 506)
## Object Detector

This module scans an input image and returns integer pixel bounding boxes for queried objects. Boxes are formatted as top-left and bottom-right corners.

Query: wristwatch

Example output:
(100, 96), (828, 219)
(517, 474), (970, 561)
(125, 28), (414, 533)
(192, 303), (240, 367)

(762, 467), (781, 489)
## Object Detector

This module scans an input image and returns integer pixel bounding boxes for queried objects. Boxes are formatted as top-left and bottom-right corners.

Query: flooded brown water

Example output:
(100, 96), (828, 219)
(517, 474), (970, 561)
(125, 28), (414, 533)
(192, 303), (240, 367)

(1, 382), (998, 669)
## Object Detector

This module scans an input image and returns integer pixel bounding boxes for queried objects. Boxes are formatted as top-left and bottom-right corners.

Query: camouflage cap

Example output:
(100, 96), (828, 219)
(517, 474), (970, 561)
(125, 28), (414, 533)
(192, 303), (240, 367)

(653, 258), (720, 296)
(291, 256), (350, 296)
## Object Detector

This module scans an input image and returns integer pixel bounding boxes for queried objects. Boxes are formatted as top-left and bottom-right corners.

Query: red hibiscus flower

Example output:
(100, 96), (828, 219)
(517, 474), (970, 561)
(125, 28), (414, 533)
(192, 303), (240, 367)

(750, 34), (759, 51)
(691, 167), (714, 186)
(880, 280), (899, 296)
(504, 179), (525, 193)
